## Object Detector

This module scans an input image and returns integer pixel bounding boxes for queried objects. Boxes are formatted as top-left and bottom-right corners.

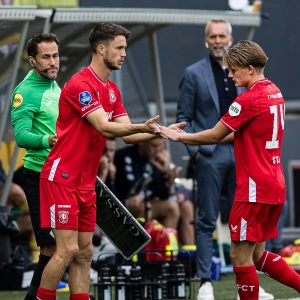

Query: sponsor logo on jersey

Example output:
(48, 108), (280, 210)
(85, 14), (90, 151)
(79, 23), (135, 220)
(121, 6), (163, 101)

(58, 205), (71, 208)
(230, 224), (238, 232)
(267, 92), (282, 99)
(61, 172), (69, 178)
(79, 91), (92, 105)
(58, 210), (69, 224)
(13, 93), (23, 108)
(229, 102), (241, 116)
(272, 255), (281, 262)
(109, 89), (116, 103)
(106, 111), (114, 120)
(82, 101), (99, 111)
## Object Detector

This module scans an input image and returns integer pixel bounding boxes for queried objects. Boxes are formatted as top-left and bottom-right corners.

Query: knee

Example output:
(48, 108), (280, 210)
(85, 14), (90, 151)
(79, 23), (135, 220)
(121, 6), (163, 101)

(180, 199), (194, 216)
(167, 200), (180, 218)
(127, 201), (146, 219)
(77, 242), (94, 263)
(253, 248), (265, 265)
(230, 249), (237, 265)
(230, 247), (243, 266)
(57, 243), (79, 263)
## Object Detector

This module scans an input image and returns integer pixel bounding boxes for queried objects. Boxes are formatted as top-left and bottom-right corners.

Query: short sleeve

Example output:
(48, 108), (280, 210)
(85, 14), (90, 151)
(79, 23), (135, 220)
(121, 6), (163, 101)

(112, 88), (127, 120)
(221, 92), (258, 132)
(63, 79), (102, 118)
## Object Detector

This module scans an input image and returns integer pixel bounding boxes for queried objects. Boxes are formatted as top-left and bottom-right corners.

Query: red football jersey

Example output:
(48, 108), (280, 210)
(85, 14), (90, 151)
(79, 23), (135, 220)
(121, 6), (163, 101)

(40, 67), (127, 189)
(221, 79), (285, 204)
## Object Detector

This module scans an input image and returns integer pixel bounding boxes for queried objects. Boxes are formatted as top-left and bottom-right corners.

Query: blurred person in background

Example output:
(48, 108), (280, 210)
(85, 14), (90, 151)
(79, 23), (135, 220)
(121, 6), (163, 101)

(10, 33), (65, 300)
(98, 137), (117, 193)
(114, 137), (195, 245)
(0, 160), (27, 211)
(114, 138), (179, 228)
(176, 20), (273, 300)
(0, 160), (32, 248)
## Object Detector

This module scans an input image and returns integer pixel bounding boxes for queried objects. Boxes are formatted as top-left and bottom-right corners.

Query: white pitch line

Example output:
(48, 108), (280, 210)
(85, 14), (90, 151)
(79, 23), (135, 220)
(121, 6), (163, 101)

(276, 298), (300, 300)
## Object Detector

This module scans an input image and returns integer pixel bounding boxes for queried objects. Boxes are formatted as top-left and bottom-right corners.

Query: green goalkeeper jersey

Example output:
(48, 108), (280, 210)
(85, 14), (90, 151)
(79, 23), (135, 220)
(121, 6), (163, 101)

(11, 70), (61, 172)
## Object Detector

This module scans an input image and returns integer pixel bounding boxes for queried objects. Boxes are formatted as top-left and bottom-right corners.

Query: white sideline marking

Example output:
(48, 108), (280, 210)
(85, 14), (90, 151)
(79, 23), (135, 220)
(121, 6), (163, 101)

(276, 298), (300, 300)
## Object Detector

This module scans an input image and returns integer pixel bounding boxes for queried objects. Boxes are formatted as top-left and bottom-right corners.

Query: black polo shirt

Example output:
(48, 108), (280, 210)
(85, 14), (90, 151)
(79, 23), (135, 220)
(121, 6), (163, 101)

(210, 55), (237, 118)
(114, 145), (170, 204)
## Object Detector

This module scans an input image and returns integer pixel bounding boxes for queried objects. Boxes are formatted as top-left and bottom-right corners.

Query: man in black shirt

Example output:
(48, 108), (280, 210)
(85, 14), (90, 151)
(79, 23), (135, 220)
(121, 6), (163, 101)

(114, 138), (180, 230)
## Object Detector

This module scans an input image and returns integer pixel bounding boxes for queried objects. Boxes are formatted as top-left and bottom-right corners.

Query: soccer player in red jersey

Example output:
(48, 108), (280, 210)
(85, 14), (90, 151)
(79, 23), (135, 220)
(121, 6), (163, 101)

(36, 23), (183, 300)
(159, 40), (300, 300)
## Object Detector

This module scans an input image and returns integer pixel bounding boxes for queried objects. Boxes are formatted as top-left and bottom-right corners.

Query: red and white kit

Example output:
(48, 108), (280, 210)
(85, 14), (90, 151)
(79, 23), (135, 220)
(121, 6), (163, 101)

(221, 79), (286, 241)
(40, 67), (127, 230)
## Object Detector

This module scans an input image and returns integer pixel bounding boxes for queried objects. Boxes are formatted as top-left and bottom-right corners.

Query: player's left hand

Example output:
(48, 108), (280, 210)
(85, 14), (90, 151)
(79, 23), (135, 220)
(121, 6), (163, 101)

(155, 126), (182, 142)
(168, 121), (186, 133)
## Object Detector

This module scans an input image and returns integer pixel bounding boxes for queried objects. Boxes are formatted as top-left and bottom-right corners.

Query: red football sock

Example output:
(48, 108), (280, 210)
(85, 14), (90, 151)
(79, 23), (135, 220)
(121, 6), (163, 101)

(70, 294), (90, 300)
(256, 250), (300, 292)
(234, 265), (259, 300)
(36, 286), (56, 300)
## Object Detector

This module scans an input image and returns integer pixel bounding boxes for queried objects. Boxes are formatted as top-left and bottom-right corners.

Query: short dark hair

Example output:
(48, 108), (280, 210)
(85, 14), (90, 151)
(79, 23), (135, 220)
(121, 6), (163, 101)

(27, 33), (60, 58)
(89, 23), (131, 53)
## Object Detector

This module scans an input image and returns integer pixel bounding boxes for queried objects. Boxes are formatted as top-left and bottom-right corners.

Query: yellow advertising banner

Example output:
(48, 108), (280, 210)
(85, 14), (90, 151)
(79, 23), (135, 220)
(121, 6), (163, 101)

(1, 0), (79, 7)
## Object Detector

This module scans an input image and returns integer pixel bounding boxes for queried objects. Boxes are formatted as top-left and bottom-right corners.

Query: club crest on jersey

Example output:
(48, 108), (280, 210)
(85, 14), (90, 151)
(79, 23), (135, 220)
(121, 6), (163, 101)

(58, 211), (69, 224)
(13, 93), (23, 108)
(229, 102), (241, 117)
(109, 89), (116, 103)
(79, 91), (92, 105)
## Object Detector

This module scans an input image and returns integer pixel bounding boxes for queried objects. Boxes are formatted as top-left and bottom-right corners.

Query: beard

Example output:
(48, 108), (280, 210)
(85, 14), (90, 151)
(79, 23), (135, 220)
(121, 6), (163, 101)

(211, 43), (231, 59)
(103, 55), (120, 71)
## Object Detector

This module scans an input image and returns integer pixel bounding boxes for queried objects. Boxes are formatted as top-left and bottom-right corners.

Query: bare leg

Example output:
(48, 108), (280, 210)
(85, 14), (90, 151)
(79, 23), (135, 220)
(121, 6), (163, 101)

(68, 231), (94, 294)
(151, 199), (180, 229)
(6, 182), (27, 209)
(40, 229), (79, 291)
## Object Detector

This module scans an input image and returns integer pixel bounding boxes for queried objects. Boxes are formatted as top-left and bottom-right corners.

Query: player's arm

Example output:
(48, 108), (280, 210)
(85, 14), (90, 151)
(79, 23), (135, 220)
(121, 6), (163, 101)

(86, 108), (160, 137)
(220, 132), (234, 143)
(113, 116), (186, 144)
(11, 99), (54, 149)
(160, 121), (232, 146)
(114, 115), (157, 144)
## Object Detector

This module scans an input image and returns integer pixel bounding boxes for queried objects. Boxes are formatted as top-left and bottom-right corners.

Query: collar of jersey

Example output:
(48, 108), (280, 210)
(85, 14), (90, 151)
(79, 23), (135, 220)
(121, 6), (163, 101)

(249, 78), (269, 90)
(29, 69), (56, 83)
(87, 66), (108, 86)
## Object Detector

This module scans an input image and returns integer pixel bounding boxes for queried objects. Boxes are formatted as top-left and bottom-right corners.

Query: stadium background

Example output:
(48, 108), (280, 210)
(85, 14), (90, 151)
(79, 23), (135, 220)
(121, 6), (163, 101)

(0, 0), (300, 228)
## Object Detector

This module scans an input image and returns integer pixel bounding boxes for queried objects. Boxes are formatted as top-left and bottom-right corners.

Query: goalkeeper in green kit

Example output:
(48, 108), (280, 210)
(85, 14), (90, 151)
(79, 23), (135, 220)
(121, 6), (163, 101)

(10, 33), (67, 300)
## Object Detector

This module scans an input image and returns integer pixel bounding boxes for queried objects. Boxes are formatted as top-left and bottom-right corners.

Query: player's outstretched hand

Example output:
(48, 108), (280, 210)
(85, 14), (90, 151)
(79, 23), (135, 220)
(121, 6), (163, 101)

(168, 121), (186, 133)
(143, 115), (161, 134)
(156, 126), (182, 142)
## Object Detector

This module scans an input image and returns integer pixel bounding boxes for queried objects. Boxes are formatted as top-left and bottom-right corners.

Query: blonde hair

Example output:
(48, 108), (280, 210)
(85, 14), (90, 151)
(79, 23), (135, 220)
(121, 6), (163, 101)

(223, 40), (268, 73)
